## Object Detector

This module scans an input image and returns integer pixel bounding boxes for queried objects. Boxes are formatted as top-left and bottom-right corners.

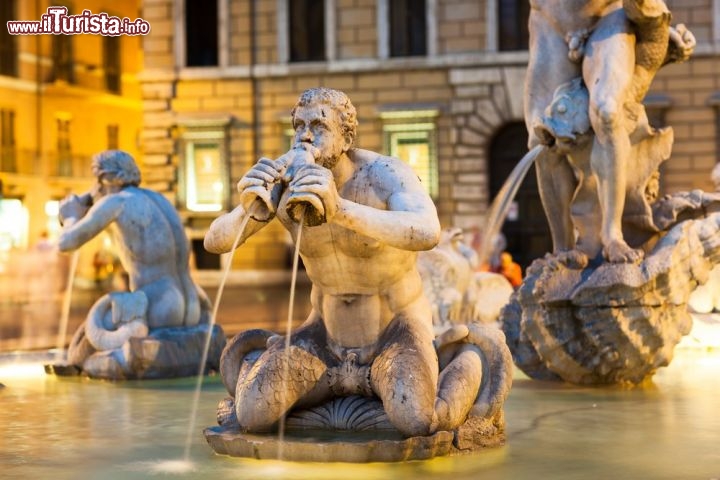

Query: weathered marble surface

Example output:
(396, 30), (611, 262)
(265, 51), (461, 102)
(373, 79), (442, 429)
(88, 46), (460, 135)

(48, 323), (226, 380)
(49, 150), (224, 380)
(204, 89), (512, 459)
(418, 228), (514, 328)
(526, 0), (694, 264)
(504, 200), (720, 384)
(505, 1), (704, 384)
(204, 426), (455, 463)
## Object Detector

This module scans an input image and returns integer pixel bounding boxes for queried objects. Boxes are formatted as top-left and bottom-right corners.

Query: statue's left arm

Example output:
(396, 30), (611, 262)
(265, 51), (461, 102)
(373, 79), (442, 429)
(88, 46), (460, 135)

(58, 195), (123, 252)
(335, 188), (441, 251)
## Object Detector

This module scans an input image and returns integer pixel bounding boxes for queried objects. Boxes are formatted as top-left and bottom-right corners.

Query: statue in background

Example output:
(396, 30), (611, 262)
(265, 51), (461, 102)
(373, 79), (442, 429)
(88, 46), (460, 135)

(417, 228), (514, 328)
(502, 1), (720, 385)
(526, 0), (695, 264)
(204, 88), (512, 460)
(50, 150), (225, 380)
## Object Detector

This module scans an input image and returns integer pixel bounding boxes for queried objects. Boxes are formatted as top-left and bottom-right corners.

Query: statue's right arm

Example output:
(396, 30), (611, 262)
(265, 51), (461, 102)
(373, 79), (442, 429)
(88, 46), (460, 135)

(203, 204), (267, 254)
(58, 195), (123, 252)
(204, 157), (287, 254)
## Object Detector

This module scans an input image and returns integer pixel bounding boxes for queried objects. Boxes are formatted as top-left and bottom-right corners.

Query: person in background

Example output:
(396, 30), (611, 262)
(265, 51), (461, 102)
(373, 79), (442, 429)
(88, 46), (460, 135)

(499, 252), (523, 288)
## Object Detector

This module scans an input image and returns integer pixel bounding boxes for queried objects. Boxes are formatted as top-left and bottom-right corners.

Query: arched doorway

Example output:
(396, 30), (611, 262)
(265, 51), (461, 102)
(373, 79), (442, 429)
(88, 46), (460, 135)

(488, 122), (552, 270)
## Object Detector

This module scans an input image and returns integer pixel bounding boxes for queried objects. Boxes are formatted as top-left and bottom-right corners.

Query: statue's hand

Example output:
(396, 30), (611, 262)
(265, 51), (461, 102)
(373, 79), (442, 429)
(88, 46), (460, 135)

(58, 193), (92, 226)
(667, 24), (695, 63)
(287, 163), (340, 223)
(237, 157), (285, 220)
(237, 157), (285, 194)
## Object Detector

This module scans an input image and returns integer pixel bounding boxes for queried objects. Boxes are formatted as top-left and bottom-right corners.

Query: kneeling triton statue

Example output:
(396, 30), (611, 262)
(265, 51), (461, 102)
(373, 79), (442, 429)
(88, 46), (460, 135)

(203, 88), (512, 461)
(51, 150), (225, 380)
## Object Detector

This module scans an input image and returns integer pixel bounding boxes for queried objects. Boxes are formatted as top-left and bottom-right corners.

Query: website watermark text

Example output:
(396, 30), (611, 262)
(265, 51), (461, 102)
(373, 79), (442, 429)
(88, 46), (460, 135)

(7, 7), (151, 36)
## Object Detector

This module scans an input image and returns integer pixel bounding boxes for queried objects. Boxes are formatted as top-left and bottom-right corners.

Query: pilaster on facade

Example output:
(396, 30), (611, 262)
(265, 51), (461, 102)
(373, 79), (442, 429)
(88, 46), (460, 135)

(447, 65), (527, 228)
(486, 0), (498, 52)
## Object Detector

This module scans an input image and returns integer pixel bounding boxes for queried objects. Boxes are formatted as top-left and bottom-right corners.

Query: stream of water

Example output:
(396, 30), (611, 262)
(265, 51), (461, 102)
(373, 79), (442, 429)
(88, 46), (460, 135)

(55, 250), (80, 362)
(477, 145), (543, 267)
(182, 207), (254, 463)
(277, 208), (306, 460)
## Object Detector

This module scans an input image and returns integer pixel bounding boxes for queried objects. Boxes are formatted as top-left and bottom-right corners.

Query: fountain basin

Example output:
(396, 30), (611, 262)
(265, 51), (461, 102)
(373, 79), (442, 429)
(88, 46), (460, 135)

(2, 347), (719, 479)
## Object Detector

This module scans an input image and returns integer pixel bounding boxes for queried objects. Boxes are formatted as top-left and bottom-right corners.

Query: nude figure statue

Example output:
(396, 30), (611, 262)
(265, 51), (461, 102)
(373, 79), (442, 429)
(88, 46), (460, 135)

(526, 0), (694, 264)
(205, 88), (511, 438)
(56, 150), (217, 378)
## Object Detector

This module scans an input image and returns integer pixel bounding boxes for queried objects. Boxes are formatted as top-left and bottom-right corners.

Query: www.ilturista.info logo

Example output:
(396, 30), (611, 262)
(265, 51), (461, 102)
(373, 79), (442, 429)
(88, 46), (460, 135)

(7, 7), (151, 36)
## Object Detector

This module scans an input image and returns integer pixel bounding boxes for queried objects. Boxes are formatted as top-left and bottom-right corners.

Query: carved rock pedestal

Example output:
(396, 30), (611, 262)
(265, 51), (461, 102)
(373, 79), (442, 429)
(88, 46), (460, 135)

(204, 396), (504, 462)
(204, 323), (512, 462)
(503, 211), (720, 385)
(46, 323), (226, 380)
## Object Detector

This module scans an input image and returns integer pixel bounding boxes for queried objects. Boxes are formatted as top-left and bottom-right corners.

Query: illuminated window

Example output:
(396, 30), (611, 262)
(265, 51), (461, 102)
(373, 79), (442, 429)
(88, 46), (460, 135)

(382, 111), (438, 199)
(0, 198), (28, 250)
(185, 142), (225, 212)
(177, 121), (230, 213)
(44, 200), (61, 240)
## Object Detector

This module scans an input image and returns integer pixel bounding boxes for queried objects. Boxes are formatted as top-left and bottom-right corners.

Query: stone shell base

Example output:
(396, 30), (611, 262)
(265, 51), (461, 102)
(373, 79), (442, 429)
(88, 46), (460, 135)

(205, 396), (506, 462)
(204, 426), (455, 462)
(502, 213), (720, 384)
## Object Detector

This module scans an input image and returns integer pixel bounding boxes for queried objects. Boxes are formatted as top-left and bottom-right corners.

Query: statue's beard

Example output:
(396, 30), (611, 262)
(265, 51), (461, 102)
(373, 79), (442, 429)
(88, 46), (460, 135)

(317, 153), (339, 169)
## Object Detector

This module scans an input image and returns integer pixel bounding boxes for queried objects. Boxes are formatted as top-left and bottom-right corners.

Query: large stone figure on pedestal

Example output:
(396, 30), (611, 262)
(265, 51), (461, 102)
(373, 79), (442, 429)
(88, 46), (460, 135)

(503, 0), (720, 384)
(51, 150), (225, 380)
(203, 88), (512, 461)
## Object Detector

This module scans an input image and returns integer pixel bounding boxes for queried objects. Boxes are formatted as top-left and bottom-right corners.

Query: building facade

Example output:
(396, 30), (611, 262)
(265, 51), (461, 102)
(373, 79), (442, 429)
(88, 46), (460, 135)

(0, 0), (145, 286)
(0, 0), (143, 257)
(138, 0), (720, 271)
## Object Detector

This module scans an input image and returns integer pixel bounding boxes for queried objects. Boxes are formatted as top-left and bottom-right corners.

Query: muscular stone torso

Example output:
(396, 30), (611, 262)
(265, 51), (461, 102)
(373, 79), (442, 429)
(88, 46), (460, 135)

(105, 188), (181, 289)
(275, 154), (428, 350)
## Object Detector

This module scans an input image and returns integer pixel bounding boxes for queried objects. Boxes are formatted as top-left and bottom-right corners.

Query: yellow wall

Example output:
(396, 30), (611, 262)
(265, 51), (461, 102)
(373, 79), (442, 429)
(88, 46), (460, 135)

(0, 0), (143, 280)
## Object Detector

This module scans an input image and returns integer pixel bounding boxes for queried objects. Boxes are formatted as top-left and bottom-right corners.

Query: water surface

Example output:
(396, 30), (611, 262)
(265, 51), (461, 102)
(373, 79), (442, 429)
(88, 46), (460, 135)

(1, 349), (718, 479)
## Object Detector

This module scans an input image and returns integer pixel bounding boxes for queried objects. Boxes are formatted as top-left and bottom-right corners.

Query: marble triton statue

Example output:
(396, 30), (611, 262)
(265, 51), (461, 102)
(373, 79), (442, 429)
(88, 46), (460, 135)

(204, 88), (512, 460)
(51, 150), (224, 380)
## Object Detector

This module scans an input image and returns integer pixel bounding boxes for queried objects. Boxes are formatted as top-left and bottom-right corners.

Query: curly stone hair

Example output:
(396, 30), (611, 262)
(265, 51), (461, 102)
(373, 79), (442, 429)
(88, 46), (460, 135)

(91, 150), (141, 186)
(291, 87), (358, 146)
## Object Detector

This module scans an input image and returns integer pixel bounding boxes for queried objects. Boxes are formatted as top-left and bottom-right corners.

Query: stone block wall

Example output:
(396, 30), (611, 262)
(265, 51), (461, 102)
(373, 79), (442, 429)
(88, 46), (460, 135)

(651, 56), (720, 193)
(438, 0), (487, 54)
(141, 0), (175, 69)
(666, 0), (714, 44)
(229, 1), (252, 65)
(138, 0), (720, 270)
(337, 0), (377, 59)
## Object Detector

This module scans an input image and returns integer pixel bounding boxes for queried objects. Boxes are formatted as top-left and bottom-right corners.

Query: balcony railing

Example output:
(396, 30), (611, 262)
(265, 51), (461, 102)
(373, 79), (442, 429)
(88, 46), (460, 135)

(0, 149), (92, 178)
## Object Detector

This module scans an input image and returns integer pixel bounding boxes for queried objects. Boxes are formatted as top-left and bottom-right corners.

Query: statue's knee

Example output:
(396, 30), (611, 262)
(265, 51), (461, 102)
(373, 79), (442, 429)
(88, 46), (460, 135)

(377, 362), (437, 436)
(234, 389), (273, 432)
(386, 400), (435, 437)
(590, 98), (622, 132)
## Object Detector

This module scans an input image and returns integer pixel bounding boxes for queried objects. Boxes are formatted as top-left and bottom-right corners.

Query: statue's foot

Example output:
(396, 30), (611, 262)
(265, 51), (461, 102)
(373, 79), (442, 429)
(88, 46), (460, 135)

(537, 249), (589, 273)
(602, 239), (644, 263)
(555, 249), (589, 269)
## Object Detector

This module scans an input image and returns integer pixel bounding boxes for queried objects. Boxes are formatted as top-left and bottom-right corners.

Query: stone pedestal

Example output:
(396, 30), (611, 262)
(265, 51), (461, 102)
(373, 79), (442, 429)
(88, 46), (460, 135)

(47, 323), (226, 380)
